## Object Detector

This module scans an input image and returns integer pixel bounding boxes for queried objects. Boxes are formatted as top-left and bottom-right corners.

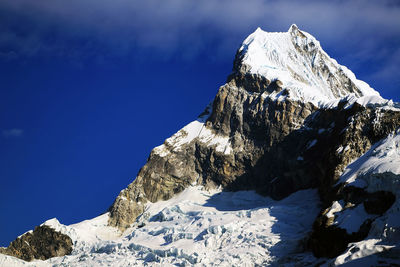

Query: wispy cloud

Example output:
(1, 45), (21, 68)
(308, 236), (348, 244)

(0, 0), (398, 91)
(0, 0), (398, 58)
(2, 128), (23, 138)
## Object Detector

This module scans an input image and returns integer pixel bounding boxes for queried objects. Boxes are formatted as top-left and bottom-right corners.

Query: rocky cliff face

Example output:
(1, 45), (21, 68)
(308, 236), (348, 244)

(108, 25), (400, 262)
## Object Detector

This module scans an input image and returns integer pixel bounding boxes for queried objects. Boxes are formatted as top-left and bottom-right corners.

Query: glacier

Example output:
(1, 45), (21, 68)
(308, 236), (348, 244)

(0, 187), (320, 266)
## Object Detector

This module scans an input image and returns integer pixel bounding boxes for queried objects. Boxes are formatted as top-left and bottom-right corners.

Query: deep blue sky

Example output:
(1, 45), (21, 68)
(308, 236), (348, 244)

(1, 0), (399, 246)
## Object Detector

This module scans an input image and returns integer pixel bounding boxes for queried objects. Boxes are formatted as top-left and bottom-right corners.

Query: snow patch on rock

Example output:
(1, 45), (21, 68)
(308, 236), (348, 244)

(153, 104), (232, 157)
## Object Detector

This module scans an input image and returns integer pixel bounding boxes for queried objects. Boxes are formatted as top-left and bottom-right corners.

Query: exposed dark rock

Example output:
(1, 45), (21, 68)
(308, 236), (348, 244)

(337, 186), (396, 215)
(0, 225), (73, 261)
(309, 214), (373, 258)
(308, 224), (350, 258)
(364, 191), (396, 215)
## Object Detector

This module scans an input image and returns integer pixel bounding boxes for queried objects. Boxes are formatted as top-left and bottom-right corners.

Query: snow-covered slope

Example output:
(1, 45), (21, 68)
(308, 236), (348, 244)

(0, 187), (320, 266)
(153, 104), (232, 157)
(239, 24), (385, 107)
(338, 130), (400, 188)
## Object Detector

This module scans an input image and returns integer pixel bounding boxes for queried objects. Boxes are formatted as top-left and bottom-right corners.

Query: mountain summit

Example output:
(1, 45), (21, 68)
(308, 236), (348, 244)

(1, 26), (400, 266)
(236, 25), (382, 106)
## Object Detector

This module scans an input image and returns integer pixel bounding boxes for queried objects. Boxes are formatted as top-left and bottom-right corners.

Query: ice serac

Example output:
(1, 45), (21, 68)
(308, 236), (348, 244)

(108, 22), (400, 241)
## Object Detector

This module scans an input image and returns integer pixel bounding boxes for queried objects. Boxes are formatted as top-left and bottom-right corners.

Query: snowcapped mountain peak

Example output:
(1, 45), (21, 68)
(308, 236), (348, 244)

(237, 25), (382, 107)
(2, 25), (400, 267)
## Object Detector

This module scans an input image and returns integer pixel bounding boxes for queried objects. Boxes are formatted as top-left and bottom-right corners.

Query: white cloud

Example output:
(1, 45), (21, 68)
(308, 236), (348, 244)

(2, 128), (23, 138)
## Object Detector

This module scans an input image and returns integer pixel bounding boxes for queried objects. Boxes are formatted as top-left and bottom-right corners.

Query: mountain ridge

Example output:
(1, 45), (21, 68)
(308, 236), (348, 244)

(108, 25), (399, 231)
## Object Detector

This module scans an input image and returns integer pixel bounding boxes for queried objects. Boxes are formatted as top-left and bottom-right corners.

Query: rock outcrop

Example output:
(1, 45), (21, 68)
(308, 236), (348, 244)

(0, 225), (73, 261)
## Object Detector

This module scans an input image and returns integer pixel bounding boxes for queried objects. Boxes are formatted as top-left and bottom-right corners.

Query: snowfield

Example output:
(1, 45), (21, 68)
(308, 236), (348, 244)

(0, 187), (320, 266)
